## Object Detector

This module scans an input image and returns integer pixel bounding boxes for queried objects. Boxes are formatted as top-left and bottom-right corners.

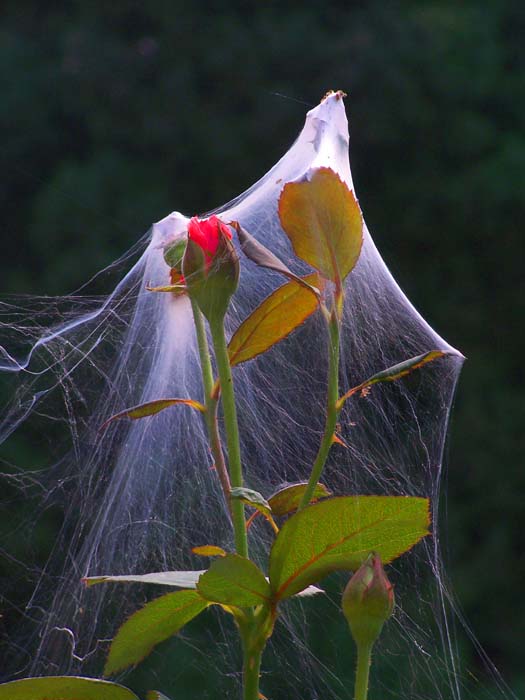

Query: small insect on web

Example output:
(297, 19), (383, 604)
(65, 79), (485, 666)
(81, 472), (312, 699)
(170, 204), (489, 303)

(0, 91), (509, 700)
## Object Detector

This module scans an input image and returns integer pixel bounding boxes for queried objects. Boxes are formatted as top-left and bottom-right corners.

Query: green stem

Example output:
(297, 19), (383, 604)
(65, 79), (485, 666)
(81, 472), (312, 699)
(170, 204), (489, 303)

(193, 304), (258, 698)
(209, 315), (249, 559)
(243, 646), (263, 700)
(190, 299), (231, 501)
(354, 643), (373, 700)
(298, 308), (341, 509)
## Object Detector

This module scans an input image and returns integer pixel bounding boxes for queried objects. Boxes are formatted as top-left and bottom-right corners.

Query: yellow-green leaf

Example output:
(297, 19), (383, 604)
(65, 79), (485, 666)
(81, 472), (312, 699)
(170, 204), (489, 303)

(228, 273), (322, 366)
(269, 496), (430, 600)
(278, 167), (363, 284)
(104, 590), (208, 676)
(146, 283), (186, 293)
(192, 545), (227, 557)
(197, 554), (271, 607)
(0, 677), (139, 700)
(268, 482), (332, 517)
(337, 351), (447, 409)
(100, 398), (205, 430)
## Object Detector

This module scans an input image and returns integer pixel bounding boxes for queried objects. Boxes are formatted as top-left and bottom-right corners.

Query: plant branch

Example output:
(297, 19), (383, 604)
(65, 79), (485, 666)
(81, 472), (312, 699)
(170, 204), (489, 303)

(190, 299), (232, 502)
(298, 306), (341, 509)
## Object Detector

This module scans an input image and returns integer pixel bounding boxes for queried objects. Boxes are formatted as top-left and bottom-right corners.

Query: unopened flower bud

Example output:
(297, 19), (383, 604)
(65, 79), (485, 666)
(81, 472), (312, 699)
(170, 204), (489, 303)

(183, 215), (239, 322)
(342, 553), (394, 648)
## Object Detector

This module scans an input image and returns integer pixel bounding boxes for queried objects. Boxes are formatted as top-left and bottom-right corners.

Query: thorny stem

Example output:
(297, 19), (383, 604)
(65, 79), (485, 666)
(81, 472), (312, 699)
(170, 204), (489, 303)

(209, 315), (249, 559)
(190, 299), (231, 502)
(298, 304), (341, 509)
(354, 643), (373, 700)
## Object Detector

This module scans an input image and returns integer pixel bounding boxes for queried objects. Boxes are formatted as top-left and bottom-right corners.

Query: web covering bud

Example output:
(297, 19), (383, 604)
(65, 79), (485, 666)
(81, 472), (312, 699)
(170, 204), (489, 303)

(342, 553), (394, 648)
(182, 215), (239, 321)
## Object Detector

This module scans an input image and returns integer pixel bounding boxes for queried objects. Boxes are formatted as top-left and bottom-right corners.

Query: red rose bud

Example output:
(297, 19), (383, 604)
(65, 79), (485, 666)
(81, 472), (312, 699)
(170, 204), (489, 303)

(182, 215), (239, 321)
(342, 553), (394, 648)
(188, 215), (232, 267)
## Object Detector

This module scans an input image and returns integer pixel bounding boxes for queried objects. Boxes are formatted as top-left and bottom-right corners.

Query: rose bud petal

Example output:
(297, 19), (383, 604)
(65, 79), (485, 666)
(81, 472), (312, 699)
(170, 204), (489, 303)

(188, 215), (233, 267)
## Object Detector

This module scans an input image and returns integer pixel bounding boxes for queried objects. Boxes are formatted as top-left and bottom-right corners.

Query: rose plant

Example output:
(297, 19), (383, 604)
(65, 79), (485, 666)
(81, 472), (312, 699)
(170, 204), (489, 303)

(0, 164), (447, 700)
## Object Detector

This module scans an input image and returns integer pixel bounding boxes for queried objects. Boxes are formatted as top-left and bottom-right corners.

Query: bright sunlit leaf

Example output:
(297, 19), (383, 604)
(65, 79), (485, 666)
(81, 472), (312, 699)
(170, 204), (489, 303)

(269, 496), (430, 600)
(83, 570), (205, 588)
(197, 554), (271, 607)
(228, 274), (322, 366)
(104, 590), (209, 676)
(0, 677), (139, 700)
(337, 351), (447, 409)
(100, 398), (206, 430)
(278, 167), (363, 285)
(268, 482), (331, 517)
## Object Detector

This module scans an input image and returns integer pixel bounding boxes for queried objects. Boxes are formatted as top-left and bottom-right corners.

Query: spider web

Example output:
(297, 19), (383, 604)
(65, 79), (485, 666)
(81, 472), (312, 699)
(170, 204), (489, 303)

(0, 93), (513, 700)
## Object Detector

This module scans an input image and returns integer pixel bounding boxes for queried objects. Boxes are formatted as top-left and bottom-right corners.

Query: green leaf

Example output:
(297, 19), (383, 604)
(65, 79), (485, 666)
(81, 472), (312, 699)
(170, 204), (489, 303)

(337, 351), (447, 409)
(278, 167), (363, 285)
(197, 553), (271, 606)
(269, 496), (430, 600)
(268, 482), (332, 517)
(105, 590), (208, 676)
(228, 274), (322, 366)
(230, 487), (272, 517)
(100, 398), (205, 430)
(0, 677), (139, 700)
(232, 222), (321, 296)
(146, 693), (173, 700)
(83, 570), (205, 588)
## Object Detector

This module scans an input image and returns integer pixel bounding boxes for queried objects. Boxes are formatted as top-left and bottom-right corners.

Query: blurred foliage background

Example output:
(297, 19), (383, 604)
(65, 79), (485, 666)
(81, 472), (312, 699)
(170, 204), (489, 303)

(0, 0), (523, 697)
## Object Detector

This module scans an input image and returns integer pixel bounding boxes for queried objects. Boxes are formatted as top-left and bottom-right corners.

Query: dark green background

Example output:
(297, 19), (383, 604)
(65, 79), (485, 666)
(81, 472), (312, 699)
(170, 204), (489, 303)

(1, 0), (523, 696)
